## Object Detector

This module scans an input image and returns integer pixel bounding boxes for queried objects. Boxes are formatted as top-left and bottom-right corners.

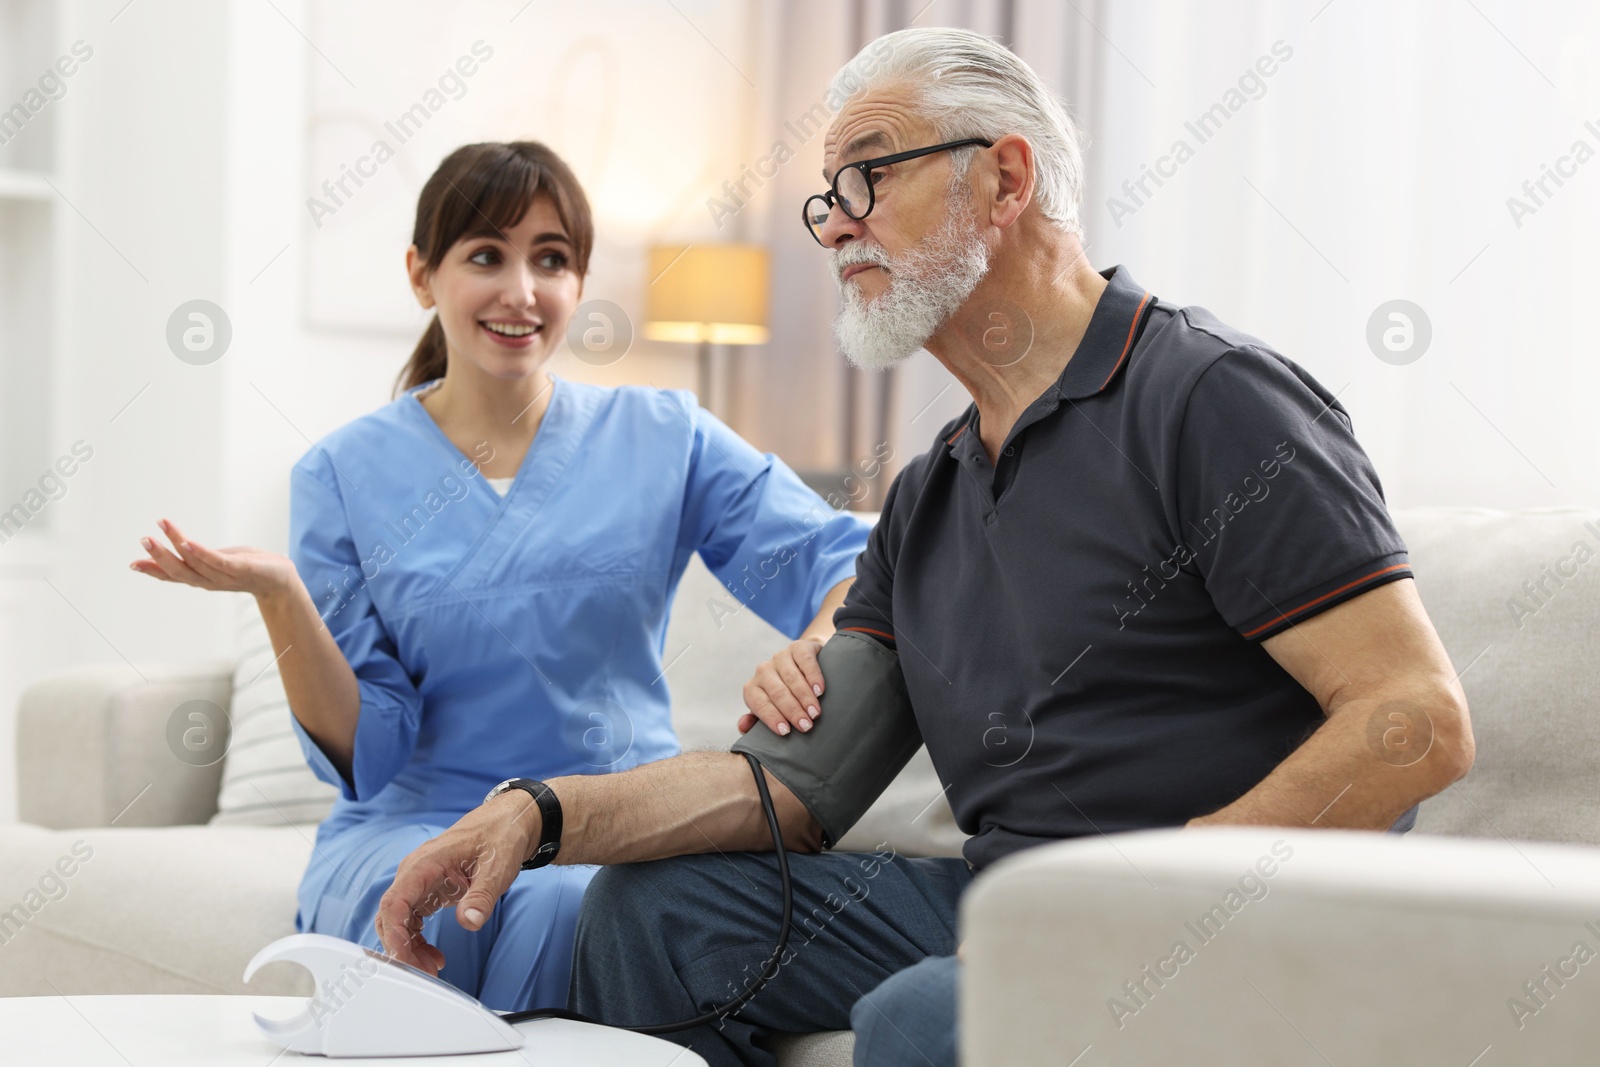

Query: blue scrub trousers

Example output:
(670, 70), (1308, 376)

(304, 821), (599, 1012)
(569, 850), (973, 1067)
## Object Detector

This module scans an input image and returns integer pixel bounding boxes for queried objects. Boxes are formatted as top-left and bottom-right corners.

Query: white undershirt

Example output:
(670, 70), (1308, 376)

(486, 476), (514, 497)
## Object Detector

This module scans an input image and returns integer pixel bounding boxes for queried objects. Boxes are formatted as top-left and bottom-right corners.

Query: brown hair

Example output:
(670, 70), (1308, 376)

(393, 141), (595, 398)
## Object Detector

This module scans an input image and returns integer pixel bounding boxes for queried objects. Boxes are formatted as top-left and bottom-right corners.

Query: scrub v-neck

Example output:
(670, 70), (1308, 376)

(402, 373), (599, 590)
(404, 375), (560, 508)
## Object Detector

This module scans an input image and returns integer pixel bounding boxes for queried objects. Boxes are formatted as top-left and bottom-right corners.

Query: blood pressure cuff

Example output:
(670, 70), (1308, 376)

(730, 630), (923, 849)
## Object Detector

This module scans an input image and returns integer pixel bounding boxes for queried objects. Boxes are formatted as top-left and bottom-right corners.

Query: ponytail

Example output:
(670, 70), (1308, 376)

(394, 315), (447, 397)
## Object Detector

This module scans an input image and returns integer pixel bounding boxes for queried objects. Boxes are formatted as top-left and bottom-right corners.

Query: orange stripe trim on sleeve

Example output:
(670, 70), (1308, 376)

(841, 626), (896, 642)
(1100, 291), (1151, 391)
(1240, 563), (1411, 638)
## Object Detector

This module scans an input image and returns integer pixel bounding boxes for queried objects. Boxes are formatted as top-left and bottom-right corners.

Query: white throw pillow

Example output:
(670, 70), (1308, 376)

(210, 596), (339, 826)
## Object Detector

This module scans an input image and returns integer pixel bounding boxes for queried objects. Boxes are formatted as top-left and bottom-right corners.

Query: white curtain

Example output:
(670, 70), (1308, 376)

(749, 0), (1600, 510)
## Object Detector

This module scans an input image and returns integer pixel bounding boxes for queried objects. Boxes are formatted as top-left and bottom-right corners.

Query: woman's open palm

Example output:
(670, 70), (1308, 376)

(130, 517), (298, 598)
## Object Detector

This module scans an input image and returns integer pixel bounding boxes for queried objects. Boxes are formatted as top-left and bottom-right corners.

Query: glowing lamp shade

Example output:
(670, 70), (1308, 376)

(643, 245), (771, 346)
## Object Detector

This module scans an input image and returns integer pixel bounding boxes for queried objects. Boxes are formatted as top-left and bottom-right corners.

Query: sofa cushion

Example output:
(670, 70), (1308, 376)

(767, 1031), (855, 1066)
(960, 826), (1600, 1065)
(1398, 507), (1600, 845)
(210, 597), (339, 827)
(0, 822), (313, 998)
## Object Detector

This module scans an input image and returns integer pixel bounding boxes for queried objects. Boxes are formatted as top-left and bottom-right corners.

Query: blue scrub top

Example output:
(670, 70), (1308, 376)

(286, 374), (868, 920)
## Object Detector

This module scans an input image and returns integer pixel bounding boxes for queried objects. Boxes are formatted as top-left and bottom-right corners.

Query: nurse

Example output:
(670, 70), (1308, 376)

(130, 140), (870, 1013)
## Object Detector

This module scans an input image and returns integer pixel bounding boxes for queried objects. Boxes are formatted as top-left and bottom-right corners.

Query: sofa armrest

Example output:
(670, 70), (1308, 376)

(16, 661), (234, 829)
(960, 827), (1600, 1065)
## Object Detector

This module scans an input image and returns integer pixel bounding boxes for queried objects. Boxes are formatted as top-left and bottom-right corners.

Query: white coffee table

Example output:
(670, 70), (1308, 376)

(0, 994), (707, 1066)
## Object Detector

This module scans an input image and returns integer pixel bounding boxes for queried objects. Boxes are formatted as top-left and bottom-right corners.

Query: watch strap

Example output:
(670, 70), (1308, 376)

(498, 778), (562, 870)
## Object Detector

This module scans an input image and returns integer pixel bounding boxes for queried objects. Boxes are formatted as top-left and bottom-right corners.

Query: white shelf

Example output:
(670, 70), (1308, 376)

(0, 1), (64, 540)
(0, 167), (52, 201)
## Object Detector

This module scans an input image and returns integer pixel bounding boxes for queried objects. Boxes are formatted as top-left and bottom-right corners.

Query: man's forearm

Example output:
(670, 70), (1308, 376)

(495, 750), (824, 867)
(1193, 687), (1472, 830)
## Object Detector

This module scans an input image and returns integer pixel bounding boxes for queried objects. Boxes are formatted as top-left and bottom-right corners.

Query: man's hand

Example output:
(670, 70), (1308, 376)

(374, 792), (542, 974)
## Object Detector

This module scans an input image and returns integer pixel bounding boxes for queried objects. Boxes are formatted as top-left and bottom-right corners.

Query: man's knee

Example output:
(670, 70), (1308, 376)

(850, 955), (959, 1067)
(574, 855), (732, 960)
(571, 855), (762, 1025)
(574, 862), (657, 953)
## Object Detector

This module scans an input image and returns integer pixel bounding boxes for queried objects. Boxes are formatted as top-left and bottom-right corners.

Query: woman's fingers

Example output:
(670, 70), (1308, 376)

(139, 534), (207, 586)
(129, 557), (171, 581)
(141, 519), (254, 593)
(740, 638), (832, 737)
(131, 520), (205, 585)
(159, 519), (220, 577)
(736, 712), (758, 734)
(745, 664), (813, 734)
(158, 517), (192, 548)
(741, 682), (791, 736)
(171, 536), (237, 587)
(791, 638), (826, 699)
(773, 646), (821, 721)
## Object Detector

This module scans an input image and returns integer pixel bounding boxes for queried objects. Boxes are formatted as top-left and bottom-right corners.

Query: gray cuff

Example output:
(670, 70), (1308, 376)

(731, 630), (922, 848)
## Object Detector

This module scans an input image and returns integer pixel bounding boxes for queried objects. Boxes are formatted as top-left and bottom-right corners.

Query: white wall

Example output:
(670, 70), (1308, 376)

(1, 0), (235, 825)
(1082, 0), (1600, 510)
(814, 0), (1600, 513)
(0, 0), (782, 822)
(4, 0), (1598, 821)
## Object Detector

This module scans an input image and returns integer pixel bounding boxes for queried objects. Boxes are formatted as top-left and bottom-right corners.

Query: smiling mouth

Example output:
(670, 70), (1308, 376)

(480, 321), (542, 337)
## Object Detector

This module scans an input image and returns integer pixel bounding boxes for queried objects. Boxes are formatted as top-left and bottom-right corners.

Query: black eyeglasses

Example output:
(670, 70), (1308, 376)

(801, 138), (993, 246)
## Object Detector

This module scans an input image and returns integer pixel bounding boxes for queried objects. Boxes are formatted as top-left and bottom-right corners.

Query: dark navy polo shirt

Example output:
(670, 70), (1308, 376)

(833, 265), (1416, 872)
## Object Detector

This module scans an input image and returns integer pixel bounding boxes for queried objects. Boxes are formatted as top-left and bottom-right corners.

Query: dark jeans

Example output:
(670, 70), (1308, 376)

(569, 848), (973, 1067)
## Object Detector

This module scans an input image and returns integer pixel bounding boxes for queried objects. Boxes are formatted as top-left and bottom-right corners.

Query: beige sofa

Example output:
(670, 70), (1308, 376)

(4, 507), (1598, 1064)
(0, 541), (964, 1066)
(962, 506), (1600, 1065)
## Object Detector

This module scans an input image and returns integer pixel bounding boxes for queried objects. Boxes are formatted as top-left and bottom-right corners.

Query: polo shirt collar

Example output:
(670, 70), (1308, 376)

(1055, 264), (1153, 401)
(943, 265), (1154, 455)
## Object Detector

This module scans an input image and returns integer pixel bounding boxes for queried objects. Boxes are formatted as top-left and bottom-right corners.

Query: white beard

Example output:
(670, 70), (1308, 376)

(832, 184), (992, 371)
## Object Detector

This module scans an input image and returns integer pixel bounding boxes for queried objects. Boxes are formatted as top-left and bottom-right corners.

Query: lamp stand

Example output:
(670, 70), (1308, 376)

(697, 339), (713, 413)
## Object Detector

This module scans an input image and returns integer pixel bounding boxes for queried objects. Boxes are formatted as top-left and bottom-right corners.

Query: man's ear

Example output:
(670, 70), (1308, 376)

(987, 133), (1035, 230)
(405, 245), (435, 310)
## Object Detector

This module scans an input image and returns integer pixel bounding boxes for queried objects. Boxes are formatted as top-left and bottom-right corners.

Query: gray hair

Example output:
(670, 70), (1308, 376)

(828, 27), (1087, 236)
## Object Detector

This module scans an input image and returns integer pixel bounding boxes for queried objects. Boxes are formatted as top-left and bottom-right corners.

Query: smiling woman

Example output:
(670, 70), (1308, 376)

(129, 139), (869, 1016)
(396, 141), (594, 403)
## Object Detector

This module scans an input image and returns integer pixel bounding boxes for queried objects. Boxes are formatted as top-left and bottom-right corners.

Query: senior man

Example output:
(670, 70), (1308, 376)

(377, 26), (1474, 1067)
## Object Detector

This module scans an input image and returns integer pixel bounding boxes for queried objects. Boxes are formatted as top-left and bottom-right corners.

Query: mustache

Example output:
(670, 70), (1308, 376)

(832, 242), (891, 282)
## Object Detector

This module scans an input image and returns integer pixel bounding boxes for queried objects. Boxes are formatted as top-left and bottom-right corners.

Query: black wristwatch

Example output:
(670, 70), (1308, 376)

(483, 777), (563, 870)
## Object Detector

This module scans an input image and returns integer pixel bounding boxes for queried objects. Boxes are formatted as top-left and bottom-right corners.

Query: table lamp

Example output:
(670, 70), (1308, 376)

(644, 244), (770, 414)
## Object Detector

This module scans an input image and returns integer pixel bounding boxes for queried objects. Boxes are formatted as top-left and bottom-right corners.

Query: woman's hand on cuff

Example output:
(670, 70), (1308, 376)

(737, 636), (827, 736)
